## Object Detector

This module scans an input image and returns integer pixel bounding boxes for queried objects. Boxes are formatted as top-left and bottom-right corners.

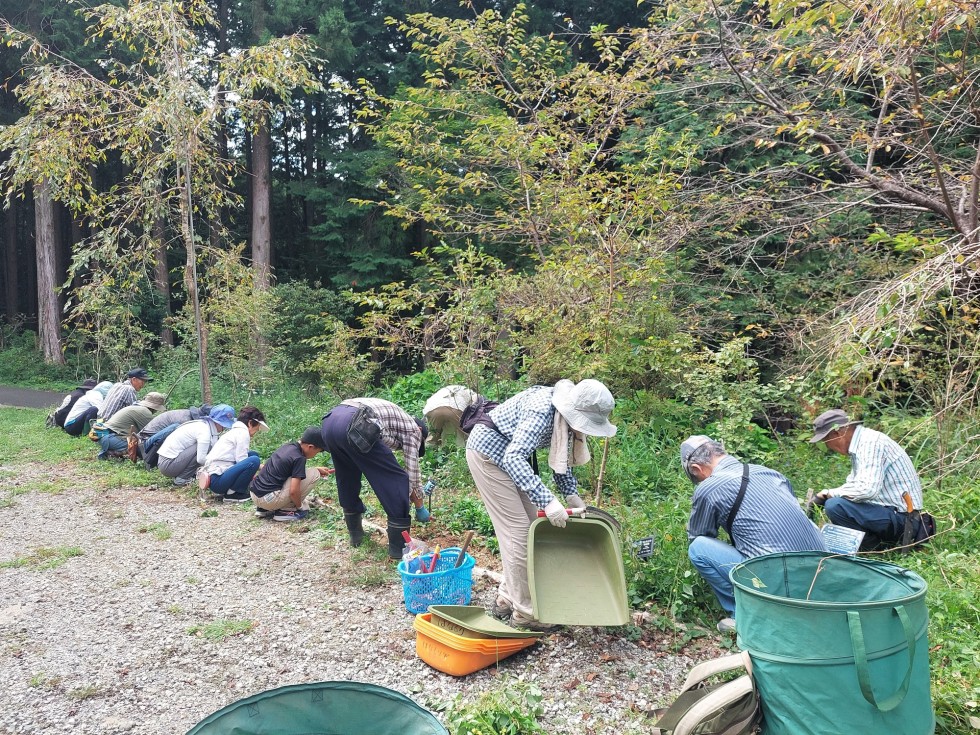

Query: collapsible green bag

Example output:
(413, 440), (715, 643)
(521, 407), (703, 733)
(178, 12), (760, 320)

(186, 681), (448, 735)
(731, 552), (934, 735)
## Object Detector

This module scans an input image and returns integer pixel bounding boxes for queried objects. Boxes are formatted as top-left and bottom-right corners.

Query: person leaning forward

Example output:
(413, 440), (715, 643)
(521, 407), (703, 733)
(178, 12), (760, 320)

(100, 367), (152, 421)
(465, 378), (617, 632)
(319, 398), (428, 559)
(97, 392), (168, 459)
(250, 426), (333, 523)
(682, 435), (826, 634)
(809, 409), (925, 551)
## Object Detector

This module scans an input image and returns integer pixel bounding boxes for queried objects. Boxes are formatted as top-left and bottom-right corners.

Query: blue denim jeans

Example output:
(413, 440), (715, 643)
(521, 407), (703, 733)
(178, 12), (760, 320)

(98, 433), (128, 459)
(688, 536), (747, 616)
(209, 452), (261, 496)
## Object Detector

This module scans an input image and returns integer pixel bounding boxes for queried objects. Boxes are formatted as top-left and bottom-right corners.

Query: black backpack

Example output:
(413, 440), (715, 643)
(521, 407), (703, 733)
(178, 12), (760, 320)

(458, 397), (499, 434)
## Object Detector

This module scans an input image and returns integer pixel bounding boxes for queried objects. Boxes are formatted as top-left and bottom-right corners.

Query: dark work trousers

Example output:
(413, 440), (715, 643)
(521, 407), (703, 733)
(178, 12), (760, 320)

(141, 422), (181, 469)
(824, 496), (907, 550)
(64, 407), (98, 437)
(321, 404), (411, 520)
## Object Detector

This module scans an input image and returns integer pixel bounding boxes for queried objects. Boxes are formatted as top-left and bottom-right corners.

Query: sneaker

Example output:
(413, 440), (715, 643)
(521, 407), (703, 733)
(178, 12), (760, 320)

(717, 617), (736, 633)
(510, 614), (560, 632)
(491, 599), (513, 619)
(222, 493), (251, 504)
(173, 475), (193, 487)
(254, 508), (275, 519)
(273, 509), (309, 522)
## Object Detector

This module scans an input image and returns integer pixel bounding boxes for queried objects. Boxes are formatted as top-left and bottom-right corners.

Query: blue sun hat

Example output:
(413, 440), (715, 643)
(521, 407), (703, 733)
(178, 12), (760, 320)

(208, 404), (236, 429)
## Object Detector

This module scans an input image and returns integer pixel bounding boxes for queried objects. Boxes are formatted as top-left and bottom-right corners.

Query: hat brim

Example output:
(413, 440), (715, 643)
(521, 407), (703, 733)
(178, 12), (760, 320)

(808, 420), (860, 443)
(552, 381), (617, 438)
(256, 420), (270, 432)
(211, 418), (235, 429)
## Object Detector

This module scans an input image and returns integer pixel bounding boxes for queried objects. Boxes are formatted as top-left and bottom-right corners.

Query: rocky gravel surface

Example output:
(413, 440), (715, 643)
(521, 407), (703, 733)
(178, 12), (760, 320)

(0, 464), (716, 734)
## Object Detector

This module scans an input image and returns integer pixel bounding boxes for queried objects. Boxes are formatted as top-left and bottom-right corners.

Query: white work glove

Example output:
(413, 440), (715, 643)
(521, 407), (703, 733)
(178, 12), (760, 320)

(566, 494), (586, 510)
(544, 498), (567, 528)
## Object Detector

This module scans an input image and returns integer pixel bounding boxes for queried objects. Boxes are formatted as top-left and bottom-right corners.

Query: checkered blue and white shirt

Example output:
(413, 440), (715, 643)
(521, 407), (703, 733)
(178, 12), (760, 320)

(466, 385), (579, 508)
(828, 425), (923, 511)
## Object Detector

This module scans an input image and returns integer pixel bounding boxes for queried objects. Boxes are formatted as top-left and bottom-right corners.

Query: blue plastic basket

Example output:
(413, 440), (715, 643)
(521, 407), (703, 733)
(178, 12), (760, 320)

(397, 547), (475, 614)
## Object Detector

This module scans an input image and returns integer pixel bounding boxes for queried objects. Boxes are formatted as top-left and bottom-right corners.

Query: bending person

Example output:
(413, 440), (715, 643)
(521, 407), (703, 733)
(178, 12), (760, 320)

(63, 381), (112, 437)
(465, 379), (617, 631)
(250, 427), (333, 522)
(157, 405), (236, 486)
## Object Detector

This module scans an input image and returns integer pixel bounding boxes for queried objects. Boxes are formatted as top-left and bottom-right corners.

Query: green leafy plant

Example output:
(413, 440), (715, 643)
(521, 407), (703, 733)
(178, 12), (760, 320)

(187, 619), (256, 640)
(445, 681), (545, 735)
(0, 545), (83, 570)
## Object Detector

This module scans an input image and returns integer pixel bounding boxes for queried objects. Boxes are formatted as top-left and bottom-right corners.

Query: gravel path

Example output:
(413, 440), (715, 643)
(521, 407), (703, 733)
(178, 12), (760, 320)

(0, 463), (711, 735)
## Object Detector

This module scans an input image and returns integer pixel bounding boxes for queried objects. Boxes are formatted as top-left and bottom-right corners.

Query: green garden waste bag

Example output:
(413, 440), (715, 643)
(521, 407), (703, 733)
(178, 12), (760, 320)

(186, 681), (448, 735)
(731, 552), (934, 735)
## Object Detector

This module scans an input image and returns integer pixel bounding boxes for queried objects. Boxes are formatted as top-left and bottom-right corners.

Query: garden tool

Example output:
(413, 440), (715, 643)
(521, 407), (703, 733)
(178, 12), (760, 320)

(454, 530), (475, 569)
(900, 490), (917, 553)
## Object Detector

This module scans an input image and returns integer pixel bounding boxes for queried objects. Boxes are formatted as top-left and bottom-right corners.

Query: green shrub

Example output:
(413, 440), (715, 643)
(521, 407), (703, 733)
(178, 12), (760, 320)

(445, 681), (545, 735)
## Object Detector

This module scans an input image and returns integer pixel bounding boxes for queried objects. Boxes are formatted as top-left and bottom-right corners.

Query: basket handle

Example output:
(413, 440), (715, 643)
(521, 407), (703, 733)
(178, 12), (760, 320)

(847, 605), (916, 712)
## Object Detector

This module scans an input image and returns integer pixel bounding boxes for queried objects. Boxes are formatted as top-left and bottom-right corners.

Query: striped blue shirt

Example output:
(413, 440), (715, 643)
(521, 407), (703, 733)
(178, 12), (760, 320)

(100, 380), (137, 421)
(466, 385), (578, 508)
(687, 455), (826, 557)
(828, 425), (923, 511)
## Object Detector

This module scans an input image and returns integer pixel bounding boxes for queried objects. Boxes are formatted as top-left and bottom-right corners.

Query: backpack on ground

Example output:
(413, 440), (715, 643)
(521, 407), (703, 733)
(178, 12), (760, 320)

(653, 651), (761, 735)
(458, 397), (499, 434)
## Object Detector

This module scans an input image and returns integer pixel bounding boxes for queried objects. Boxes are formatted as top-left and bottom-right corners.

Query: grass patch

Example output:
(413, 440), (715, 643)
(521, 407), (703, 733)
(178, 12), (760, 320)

(67, 684), (103, 700)
(187, 619), (256, 640)
(28, 672), (62, 689)
(1, 545), (84, 570)
(138, 521), (172, 540)
(0, 485), (30, 508)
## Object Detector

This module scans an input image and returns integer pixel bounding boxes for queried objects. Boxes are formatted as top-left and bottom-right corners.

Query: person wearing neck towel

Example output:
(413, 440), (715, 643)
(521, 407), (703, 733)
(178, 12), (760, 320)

(465, 379), (617, 632)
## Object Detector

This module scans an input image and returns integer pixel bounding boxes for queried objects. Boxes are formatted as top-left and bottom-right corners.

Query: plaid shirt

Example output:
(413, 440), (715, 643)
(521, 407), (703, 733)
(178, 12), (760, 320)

(343, 398), (423, 498)
(466, 385), (578, 508)
(100, 380), (137, 421)
(828, 425), (923, 511)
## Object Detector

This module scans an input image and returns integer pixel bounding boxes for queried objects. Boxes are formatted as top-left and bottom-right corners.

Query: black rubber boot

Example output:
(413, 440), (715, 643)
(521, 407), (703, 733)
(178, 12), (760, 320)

(386, 517), (412, 560)
(344, 512), (364, 547)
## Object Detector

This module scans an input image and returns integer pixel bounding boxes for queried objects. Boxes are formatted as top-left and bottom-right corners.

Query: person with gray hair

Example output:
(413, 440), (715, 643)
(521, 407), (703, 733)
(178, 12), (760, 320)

(681, 434), (826, 633)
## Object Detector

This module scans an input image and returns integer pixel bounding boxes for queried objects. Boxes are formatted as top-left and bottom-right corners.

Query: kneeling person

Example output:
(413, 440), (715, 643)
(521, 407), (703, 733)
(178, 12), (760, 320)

(250, 427), (333, 522)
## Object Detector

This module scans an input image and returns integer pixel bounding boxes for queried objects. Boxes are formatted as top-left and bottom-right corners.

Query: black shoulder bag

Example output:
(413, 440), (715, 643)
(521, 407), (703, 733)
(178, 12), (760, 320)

(724, 464), (750, 539)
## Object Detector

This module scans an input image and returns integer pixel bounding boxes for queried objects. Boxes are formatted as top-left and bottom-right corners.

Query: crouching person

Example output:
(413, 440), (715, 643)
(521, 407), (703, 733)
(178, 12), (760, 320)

(157, 405), (235, 485)
(97, 392), (168, 459)
(250, 427), (333, 522)
(199, 406), (267, 503)
(681, 435), (826, 634)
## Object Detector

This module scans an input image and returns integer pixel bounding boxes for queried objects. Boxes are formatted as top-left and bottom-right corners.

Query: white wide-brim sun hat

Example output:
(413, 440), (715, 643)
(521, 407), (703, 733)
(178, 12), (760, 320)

(552, 379), (617, 438)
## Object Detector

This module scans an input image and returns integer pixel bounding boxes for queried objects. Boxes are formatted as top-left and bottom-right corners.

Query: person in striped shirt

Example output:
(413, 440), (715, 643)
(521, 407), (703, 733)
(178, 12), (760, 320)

(809, 409), (924, 551)
(683, 435), (826, 633)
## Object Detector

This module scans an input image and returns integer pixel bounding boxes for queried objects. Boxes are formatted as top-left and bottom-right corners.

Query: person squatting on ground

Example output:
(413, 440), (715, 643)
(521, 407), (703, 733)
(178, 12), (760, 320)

(250, 426), (334, 522)
(808, 409), (926, 551)
(319, 397), (429, 559)
(96, 392), (168, 459)
(138, 404), (213, 469)
(682, 435), (826, 633)
(99, 368), (152, 421)
(422, 385), (479, 449)
(465, 379), (617, 632)
(63, 381), (112, 437)
(48, 379), (96, 429)
(199, 406), (268, 503)
(156, 405), (236, 485)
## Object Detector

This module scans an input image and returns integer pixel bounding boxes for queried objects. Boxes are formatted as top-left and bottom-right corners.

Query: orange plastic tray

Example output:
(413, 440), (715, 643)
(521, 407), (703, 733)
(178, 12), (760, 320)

(413, 613), (537, 676)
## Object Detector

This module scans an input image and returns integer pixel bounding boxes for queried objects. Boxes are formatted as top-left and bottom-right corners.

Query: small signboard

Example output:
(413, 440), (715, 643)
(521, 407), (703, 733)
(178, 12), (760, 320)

(821, 524), (865, 555)
(631, 536), (656, 561)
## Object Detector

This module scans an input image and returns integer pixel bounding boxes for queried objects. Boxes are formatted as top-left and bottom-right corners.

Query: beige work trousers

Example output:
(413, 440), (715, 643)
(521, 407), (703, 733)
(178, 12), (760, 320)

(250, 469), (319, 511)
(466, 448), (539, 620)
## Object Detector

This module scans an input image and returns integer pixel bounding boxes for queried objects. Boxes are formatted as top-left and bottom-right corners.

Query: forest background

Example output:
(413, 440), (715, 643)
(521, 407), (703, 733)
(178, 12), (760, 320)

(0, 0), (979, 732)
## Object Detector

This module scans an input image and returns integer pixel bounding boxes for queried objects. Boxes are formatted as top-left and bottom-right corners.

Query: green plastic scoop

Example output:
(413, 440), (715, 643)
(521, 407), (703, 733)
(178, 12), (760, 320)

(528, 516), (629, 626)
(428, 605), (546, 639)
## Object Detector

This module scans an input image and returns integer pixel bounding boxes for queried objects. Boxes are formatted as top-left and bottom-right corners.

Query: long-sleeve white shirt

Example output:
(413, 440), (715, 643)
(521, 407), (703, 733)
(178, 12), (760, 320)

(65, 388), (106, 425)
(158, 419), (220, 465)
(202, 421), (252, 475)
(826, 425), (923, 511)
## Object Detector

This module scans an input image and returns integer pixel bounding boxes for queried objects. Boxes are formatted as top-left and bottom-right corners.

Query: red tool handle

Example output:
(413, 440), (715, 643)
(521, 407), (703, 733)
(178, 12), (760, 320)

(536, 508), (587, 518)
(402, 530), (412, 543)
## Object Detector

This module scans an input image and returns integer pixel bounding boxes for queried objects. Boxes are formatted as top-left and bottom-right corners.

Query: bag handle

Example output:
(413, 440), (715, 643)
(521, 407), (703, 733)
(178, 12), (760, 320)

(674, 675), (756, 735)
(680, 651), (752, 693)
(847, 605), (916, 712)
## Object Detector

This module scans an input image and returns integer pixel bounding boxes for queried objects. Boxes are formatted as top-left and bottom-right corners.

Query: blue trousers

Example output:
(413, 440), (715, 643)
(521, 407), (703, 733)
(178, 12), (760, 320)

(64, 407), (97, 437)
(688, 536), (747, 616)
(209, 452), (261, 496)
(98, 433), (128, 459)
(142, 423), (180, 469)
(321, 404), (410, 521)
(824, 497), (906, 548)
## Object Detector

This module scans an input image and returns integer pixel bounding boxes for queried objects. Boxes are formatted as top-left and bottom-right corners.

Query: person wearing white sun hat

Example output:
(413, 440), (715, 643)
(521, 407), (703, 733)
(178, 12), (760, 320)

(465, 378), (617, 631)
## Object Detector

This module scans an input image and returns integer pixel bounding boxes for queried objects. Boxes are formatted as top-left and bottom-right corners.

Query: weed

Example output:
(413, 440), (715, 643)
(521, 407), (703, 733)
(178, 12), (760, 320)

(445, 680), (545, 735)
(28, 672), (61, 689)
(187, 619), (256, 640)
(138, 522), (172, 540)
(0, 546), (83, 570)
(200, 509), (218, 518)
(68, 685), (103, 700)
(167, 604), (183, 615)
